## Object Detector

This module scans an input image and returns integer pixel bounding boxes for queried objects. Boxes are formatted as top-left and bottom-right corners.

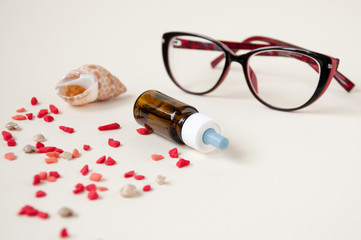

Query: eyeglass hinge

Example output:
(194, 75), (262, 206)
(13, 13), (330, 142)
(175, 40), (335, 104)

(171, 39), (182, 47)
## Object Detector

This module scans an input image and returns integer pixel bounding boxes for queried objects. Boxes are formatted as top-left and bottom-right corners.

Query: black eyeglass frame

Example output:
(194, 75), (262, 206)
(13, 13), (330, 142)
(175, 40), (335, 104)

(162, 31), (350, 111)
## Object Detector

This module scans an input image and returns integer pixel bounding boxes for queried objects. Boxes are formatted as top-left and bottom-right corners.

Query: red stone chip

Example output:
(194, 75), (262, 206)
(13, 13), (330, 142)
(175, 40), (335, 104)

(60, 228), (68, 238)
(136, 128), (150, 135)
(168, 148), (179, 158)
(80, 165), (89, 176)
(59, 126), (74, 133)
(143, 185), (151, 192)
(88, 190), (99, 200)
(49, 104), (59, 114)
(176, 158), (190, 168)
(151, 154), (164, 161)
(12, 115), (27, 120)
(108, 138), (121, 148)
(105, 157), (116, 166)
(83, 144), (91, 151)
(134, 175), (145, 180)
(98, 123), (120, 131)
(35, 190), (46, 198)
(124, 171), (135, 178)
(96, 155), (106, 164)
(31, 97), (38, 106)
(25, 113), (33, 120)
(44, 115), (54, 122)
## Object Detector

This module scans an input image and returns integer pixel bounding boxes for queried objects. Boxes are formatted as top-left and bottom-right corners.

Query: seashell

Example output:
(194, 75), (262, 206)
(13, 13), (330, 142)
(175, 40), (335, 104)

(55, 64), (126, 106)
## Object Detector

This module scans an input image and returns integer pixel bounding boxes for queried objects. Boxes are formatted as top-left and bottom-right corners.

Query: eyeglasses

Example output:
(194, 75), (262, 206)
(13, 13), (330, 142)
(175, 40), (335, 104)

(162, 32), (355, 111)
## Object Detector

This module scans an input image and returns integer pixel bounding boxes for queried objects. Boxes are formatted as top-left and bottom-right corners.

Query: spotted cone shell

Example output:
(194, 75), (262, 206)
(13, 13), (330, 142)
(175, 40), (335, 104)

(56, 64), (126, 105)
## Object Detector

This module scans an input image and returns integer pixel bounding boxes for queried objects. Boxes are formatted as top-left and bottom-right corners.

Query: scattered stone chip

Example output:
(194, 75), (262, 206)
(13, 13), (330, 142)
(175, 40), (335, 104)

(120, 184), (137, 198)
(59, 151), (72, 160)
(23, 144), (38, 153)
(58, 207), (74, 218)
(155, 175), (166, 185)
(33, 134), (46, 142)
(5, 122), (20, 131)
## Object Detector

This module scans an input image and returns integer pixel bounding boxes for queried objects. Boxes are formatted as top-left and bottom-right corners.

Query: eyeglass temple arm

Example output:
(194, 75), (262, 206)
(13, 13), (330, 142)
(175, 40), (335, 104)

(238, 36), (355, 92)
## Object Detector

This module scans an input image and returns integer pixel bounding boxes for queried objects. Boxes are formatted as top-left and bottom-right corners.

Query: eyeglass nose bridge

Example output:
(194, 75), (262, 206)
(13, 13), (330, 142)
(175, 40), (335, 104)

(228, 52), (247, 65)
(227, 53), (259, 93)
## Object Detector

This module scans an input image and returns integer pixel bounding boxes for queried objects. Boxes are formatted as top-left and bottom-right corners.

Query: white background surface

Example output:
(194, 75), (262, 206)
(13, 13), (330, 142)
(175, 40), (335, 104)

(0, 0), (360, 239)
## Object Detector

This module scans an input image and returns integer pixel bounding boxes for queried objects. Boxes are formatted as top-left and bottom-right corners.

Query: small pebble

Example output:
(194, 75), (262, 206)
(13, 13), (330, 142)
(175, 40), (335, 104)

(83, 144), (91, 151)
(5, 122), (20, 131)
(90, 173), (102, 182)
(31, 97), (38, 105)
(44, 115), (54, 122)
(168, 148), (179, 158)
(120, 184), (137, 198)
(60, 228), (68, 238)
(45, 157), (57, 164)
(12, 115), (27, 120)
(96, 155), (106, 164)
(38, 172), (47, 180)
(46, 152), (60, 158)
(59, 126), (74, 133)
(97, 186), (108, 192)
(87, 190), (99, 200)
(72, 148), (80, 158)
(4, 152), (16, 161)
(104, 157), (116, 166)
(7, 139), (16, 147)
(2, 131), (12, 141)
(151, 154), (164, 161)
(60, 151), (72, 160)
(58, 207), (74, 218)
(35, 190), (46, 198)
(85, 184), (96, 191)
(23, 144), (38, 153)
(108, 138), (121, 148)
(16, 107), (26, 113)
(176, 158), (190, 168)
(38, 146), (56, 153)
(33, 134), (46, 142)
(33, 175), (41, 185)
(36, 142), (44, 148)
(25, 113), (33, 120)
(143, 185), (151, 192)
(49, 104), (59, 114)
(37, 212), (49, 219)
(134, 175), (145, 180)
(37, 109), (48, 118)
(47, 176), (57, 182)
(80, 165), (89, 176)
(136, 128), (151, 135)
(155, 175), (166, 185)
(124, 170), (135, 178)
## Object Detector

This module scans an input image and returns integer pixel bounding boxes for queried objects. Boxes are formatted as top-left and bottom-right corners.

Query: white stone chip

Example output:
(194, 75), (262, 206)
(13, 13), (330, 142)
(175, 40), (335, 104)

(33, 134), (46, 142)
(5, 122), (20, 131)
(60, 151), (72, 160)
(120, 184), (137, 198)
(155, 175), (166, 185)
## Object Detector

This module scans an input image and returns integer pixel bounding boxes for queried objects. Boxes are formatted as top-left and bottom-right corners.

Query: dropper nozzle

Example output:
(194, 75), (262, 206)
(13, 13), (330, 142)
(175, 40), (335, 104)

(202, 128), (229, 150)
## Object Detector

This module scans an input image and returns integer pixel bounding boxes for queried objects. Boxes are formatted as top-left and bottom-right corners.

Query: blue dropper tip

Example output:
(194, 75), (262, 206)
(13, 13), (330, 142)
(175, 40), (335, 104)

(202, 128), (229, 150)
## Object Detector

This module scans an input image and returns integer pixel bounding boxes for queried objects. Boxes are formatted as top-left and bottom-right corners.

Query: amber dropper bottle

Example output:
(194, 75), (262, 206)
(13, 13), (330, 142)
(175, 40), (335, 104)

(133, 90), (229, 153)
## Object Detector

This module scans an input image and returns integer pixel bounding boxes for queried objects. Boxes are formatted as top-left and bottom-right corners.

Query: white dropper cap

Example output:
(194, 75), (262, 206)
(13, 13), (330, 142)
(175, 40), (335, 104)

(181, 113), (229, 153)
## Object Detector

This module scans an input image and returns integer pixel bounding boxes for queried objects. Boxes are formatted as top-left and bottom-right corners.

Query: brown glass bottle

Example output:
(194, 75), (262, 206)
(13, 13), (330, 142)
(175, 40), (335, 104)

(133, 90), (198, 144)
